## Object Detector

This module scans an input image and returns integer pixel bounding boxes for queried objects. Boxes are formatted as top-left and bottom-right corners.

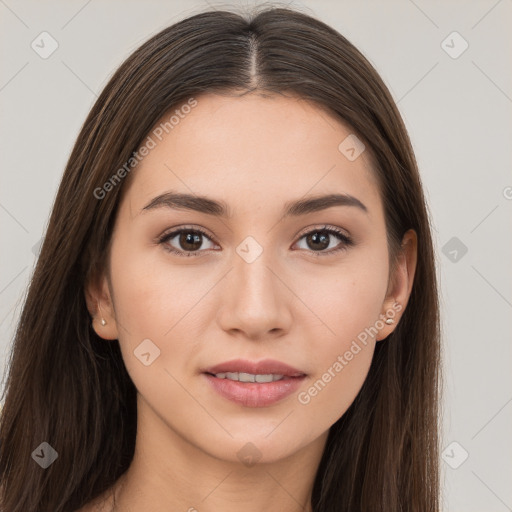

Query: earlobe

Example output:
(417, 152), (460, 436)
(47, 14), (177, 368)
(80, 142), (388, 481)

(376, 299), (402, 341)
(84, 273), (119, 341)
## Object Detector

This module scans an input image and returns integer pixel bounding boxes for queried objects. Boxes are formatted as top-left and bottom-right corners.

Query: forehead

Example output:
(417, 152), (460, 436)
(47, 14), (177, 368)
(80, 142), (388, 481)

(121, 92), (382, 219)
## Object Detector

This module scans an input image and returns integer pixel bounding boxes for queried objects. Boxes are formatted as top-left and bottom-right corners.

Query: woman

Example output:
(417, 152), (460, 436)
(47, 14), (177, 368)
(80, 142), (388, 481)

(0, 5), (441, 511)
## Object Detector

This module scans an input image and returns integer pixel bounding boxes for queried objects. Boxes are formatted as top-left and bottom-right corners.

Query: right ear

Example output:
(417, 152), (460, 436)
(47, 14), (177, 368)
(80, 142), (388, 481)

(85, 271), (119, 340)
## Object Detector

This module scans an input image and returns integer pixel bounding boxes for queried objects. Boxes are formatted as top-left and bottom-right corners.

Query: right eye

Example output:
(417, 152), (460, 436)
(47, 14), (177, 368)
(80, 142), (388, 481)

(158, 227), (218, 257)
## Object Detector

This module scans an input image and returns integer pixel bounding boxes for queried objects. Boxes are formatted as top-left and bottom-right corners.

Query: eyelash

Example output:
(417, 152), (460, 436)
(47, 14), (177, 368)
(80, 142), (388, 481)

(157, 225), (354, 258)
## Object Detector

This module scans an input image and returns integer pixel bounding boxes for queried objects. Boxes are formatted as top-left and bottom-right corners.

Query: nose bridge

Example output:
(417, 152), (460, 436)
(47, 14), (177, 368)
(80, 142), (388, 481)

(232, 243), (280, 306)
(217, 237), (292, 337)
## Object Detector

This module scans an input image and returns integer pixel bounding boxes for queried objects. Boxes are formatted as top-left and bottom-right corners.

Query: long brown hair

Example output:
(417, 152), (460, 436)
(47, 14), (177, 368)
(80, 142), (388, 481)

(0, 5), (441, 511)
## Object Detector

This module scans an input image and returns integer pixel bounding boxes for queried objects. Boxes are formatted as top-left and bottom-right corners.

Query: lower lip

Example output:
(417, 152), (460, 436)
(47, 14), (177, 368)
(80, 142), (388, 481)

(203, 373), (306, 407)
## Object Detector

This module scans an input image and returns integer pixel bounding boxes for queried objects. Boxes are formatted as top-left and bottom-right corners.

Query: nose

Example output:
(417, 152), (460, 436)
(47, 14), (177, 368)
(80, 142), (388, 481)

(216, 251), (293, 341)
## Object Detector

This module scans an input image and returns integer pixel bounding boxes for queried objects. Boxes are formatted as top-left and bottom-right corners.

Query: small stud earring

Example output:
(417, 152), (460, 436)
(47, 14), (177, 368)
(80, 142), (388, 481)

(101, 318), (107, 326)
(385, 318), (394, 325)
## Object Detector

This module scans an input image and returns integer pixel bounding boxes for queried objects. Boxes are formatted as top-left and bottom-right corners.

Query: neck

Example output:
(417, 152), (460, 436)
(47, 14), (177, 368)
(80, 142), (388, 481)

(111, 397), (327, 512)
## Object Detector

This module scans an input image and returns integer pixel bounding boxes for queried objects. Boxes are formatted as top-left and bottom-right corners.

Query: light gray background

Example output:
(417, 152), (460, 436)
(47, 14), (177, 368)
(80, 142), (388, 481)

(1, 1), (511, 510)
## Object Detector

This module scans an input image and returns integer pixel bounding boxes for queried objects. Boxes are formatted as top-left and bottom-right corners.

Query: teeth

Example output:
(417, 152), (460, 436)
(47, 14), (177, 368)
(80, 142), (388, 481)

(255, 374), (274, 383)
(213, 372), (285, 382)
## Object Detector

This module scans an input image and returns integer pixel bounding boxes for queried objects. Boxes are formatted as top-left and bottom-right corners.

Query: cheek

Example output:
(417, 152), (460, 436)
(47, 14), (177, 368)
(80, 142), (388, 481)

(107, 240), (200, 378)
(291, 254), (388, 422)
(295, 283), (381, 428)
(109, 238), (208, 338)
(297, 332), (375, 428)
(293, 246), (389, 348)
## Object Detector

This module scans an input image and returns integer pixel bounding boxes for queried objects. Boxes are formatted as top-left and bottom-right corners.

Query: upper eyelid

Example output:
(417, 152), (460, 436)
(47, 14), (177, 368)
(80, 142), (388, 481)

(295, 224), (350, 239)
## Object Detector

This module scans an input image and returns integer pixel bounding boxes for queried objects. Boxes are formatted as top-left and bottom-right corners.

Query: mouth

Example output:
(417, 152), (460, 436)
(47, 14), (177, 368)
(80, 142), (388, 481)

(207, 372), (292, 383)
(202, 359), (307, 408)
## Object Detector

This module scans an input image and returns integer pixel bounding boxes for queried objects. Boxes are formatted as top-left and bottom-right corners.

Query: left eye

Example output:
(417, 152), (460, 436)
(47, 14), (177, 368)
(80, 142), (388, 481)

(158, 226), (353, 257)
(294, 227), (353, 254)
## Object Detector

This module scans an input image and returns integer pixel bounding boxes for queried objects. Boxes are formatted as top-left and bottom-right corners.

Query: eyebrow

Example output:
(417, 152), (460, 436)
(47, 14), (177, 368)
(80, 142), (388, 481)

(141, 191), (368, 217)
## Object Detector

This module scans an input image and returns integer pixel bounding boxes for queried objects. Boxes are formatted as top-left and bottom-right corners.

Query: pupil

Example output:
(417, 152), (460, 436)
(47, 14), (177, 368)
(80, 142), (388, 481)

(308, 232), (329, 250)
(181, 232), (201, 250)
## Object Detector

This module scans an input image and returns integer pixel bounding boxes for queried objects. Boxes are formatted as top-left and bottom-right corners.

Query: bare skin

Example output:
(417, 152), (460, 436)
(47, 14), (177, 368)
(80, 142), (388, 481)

(83, 92), (417, 512)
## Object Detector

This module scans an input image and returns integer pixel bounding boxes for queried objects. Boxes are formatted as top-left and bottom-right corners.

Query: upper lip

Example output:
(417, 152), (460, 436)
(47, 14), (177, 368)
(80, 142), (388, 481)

(203, 359), (306, 377)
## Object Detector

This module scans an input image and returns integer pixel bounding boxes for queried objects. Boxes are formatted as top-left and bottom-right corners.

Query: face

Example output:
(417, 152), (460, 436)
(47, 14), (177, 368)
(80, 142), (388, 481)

(90, 92), (407, 465)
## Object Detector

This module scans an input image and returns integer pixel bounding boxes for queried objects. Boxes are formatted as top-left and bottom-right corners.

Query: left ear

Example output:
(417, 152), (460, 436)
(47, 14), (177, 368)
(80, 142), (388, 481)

(376, 229), (418, 341)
